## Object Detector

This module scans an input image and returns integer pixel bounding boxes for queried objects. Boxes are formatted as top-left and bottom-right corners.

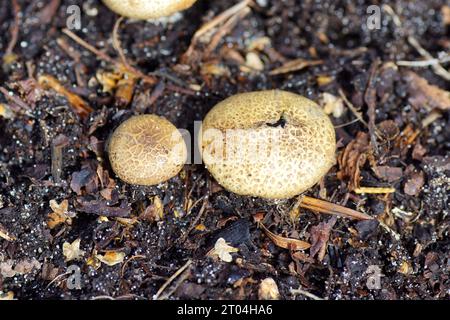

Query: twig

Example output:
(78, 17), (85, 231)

(378, 220), (401, 241)
(62, 28), (116, 64)
(406, 37), (450, 81)
(153, 259), (192, 300)
(62, 28), (157, 85)
(190, 0), (251, 45)
(354, 187), (396, 194)
(396, 55), (450, 67)
(112, 17), (130, 69)
(45, 272), (70, 289)
(290, 287), (324, 300)
(0, 87), (35, 118)
(90, 294), (146, 300)
(5, 0), (20, 57)
(383, 4), (450, 81)
(120, 255), (146, 278)
(364, 59), (381, 154)
(183, 0), (252, 62)
(205, 7), (251, 57)
(333, 118), (360, 128)
(338, 89), (368, 128)
(0, 223), (15, 241)
(157, 268), (191, 300)
(178, 196), (208, 244)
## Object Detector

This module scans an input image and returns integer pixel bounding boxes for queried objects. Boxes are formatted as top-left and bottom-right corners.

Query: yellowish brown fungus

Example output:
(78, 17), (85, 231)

(200, 90), (336, 199)
(101, 0), (197, 20)
(108, 114), (187, 185)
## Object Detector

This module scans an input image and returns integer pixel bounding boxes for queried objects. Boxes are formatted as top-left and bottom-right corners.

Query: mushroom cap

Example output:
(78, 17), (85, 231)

(200, 90), (336, 199)
(108, 114), (187, 186)
(101, 0), (197, 20)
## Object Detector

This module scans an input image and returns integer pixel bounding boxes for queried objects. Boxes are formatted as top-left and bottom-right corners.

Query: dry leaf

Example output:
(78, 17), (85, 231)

(404, 71), (450, 111)
(310, 216), (337, 262)
(247, 36), (271, 51)
(38, 74), (93, 118)
(0, 291), (14, 300)
(244, 52), (264, 71)
(96, 70), (122, 93)
(337, 132), (371, 191)
(0, 103), (14, 119)
(258, 277), (280, 300)
(140, 196), (164, 222)
(0, 261), (16, 278)
(195, 224), (207, 231)
(201, 62), (230, 77)
(86, 251), (101, 270)
(373, 165), (403, 182)
(316, 75), (334, 86)
(115, 217), (139, 227)
(115, 72), (137, 107)
(0, 223), (15, 241)
(319, 92), (345, 118)
(300, 196), (373, 220)
(404, 170), (425, 196)
(208, 237), (239, 262)
(96, 251), (126, 266)
(62, 239), (85, 262)
(47, 199), (73, 229)
(0, 258), (41, 278)
(442, 5), (450, 26)
(269, 58), (322, 75)
(259, 223), (311, 250)
(398, 260), (412, 275)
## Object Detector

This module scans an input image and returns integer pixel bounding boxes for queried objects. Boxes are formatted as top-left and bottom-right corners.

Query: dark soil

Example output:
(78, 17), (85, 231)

(0, 0), (448, 300)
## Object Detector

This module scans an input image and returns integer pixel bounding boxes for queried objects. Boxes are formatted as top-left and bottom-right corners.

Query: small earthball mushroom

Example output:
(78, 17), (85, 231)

(108, 114), (187, 186)
(101, 0), (197, 20)
(200, 90), (336, 199)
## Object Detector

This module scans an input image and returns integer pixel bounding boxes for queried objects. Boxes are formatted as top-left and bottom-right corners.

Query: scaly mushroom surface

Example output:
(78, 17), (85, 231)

(101, 0), (197, 20)
(200, 90), (336, 199)
(108, 114), (187, 185)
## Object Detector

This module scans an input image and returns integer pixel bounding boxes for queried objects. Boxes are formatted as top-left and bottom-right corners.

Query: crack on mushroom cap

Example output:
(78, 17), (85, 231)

(102, 0), (197, 20)
(200, 90), (336, 199)
(108, 114), (187, 186)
